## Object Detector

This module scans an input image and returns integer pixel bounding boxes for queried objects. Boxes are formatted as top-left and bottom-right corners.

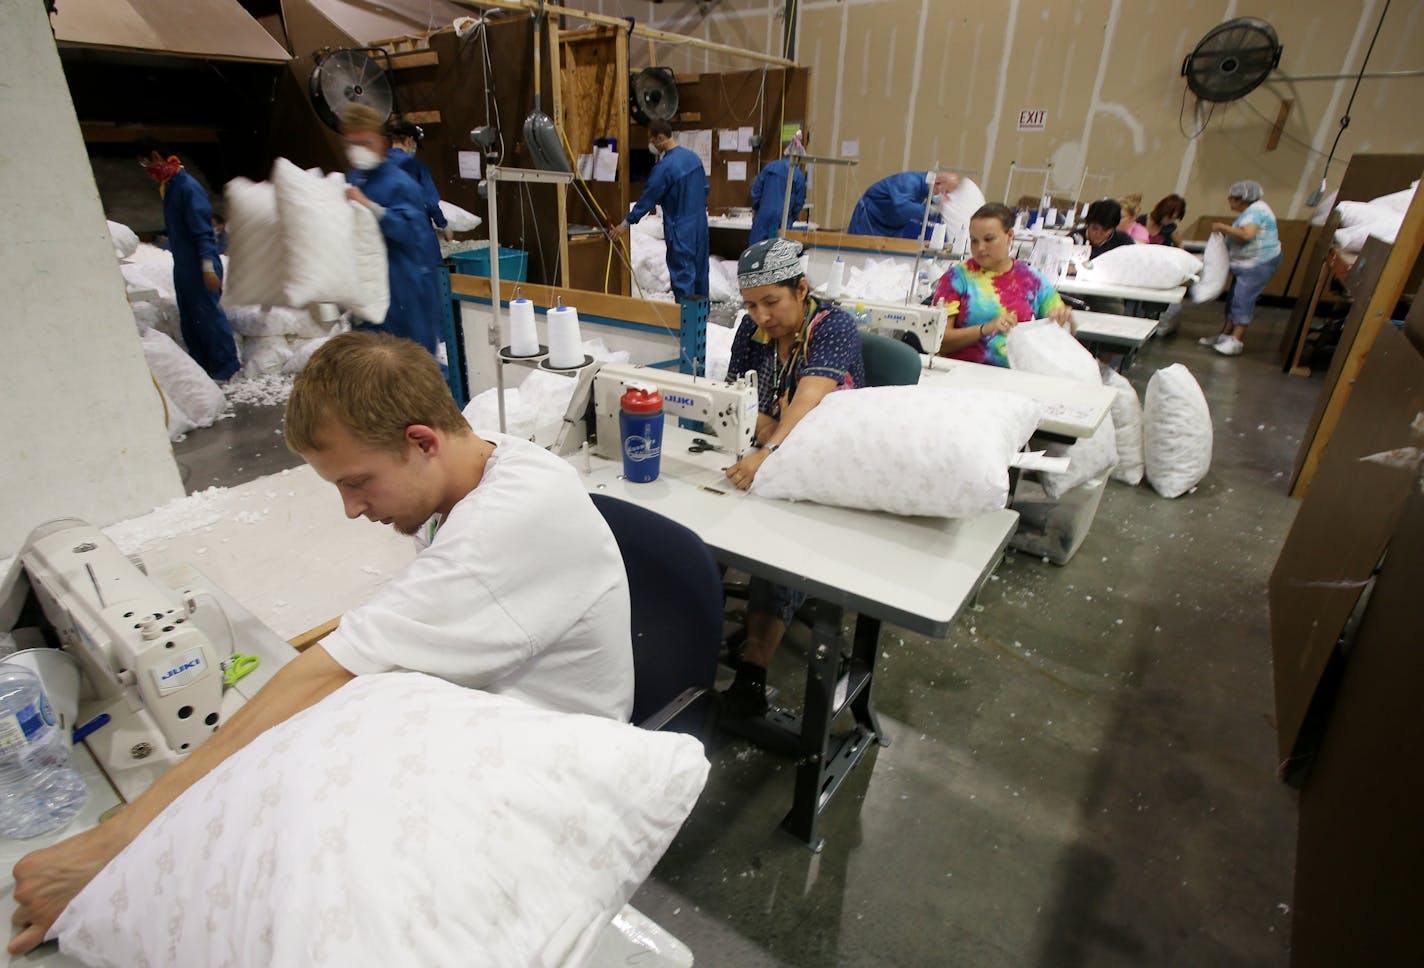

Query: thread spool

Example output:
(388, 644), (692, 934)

(546, 302), (584, 368)
(508, 296), (539, 357)
(826, 258), (845, 299)
(930, 222), (948, 250)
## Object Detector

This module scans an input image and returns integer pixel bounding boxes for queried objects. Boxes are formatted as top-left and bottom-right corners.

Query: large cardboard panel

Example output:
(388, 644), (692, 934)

(52, 0), (290, 63)
(1268, 324), (1424, 764)
(1289, 488), (1424, 966)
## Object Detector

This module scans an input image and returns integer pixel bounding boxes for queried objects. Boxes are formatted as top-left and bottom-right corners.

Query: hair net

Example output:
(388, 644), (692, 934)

(1228, 180), (1264, 203)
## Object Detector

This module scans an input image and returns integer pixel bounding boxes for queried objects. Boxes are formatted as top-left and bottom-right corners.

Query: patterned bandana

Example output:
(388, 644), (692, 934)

(738, 237), (805, 289)
(144, 156), (183, 187)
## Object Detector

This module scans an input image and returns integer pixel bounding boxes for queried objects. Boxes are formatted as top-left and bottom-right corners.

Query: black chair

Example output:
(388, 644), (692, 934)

(590, 493), (723, 737)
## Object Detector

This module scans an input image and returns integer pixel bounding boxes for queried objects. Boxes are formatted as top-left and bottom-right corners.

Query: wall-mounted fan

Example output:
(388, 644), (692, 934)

(1181, 18), (1282, 103)
(629, 67), (679, 127)
(309, 48), (397, 131)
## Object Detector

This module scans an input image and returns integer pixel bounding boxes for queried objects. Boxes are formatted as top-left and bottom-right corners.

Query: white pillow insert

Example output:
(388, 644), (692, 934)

(53, 673), (708, 968)
(1144, 363), (1213, 499)
(751, 386), (1041, 518)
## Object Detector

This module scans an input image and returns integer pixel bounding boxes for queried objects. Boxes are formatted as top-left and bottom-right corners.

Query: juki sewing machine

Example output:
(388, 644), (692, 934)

(1, 518), (284, 801)
(851, 299), (949, 355)
(554, 361), (759, 460)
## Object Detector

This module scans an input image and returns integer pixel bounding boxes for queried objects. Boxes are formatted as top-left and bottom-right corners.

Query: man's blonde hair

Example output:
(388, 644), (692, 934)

(284, 332), (469, 455)
(340, 103), (385, 136)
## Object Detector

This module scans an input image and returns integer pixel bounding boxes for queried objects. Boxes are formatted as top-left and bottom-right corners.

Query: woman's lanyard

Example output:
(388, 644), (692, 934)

(767, 300), (819, 417)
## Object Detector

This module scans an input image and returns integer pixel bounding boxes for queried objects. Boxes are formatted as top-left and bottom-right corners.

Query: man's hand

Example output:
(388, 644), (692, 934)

(8, 824), (123, 955)
(725, 448), (772, 490)
(7, 645), (352, 955)
(203, 269), (222, 294)
(608, 221), (629, 240)
(346, 186), (371, 209)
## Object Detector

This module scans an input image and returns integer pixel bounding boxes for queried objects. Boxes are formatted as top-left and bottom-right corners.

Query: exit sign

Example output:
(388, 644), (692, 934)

(1017, 108), (1047, 131)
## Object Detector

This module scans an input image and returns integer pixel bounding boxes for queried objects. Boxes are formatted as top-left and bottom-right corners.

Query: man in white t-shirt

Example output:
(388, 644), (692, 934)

(8, 332), (633, 956)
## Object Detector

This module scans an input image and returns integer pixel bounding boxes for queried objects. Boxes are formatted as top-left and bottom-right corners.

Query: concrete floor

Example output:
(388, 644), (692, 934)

(176, 301), (1319, 967)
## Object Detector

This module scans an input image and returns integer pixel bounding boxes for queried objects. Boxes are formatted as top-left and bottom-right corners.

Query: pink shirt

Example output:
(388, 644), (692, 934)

(1124, 221), (1149, 243)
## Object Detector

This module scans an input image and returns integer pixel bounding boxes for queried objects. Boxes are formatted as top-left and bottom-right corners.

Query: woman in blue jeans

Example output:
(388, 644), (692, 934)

(1200, 180), (1283, 357)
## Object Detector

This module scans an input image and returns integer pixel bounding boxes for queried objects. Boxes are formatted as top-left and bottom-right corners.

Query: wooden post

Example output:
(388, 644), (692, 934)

(1265, 99), (1293, 152)
(616, 25), (631, 295)
(1290, 170), (1424, 496)
(548, 15), (571, 288)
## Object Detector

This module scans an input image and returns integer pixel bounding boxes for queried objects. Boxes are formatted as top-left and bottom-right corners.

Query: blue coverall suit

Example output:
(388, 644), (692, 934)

(627, 145), (709, 301)
(389, 148), (447, 268)
(162, 169), (240, 380)
(348, 158), (445, 363)
(749, 159), (807, 245)
(847, 170), (937, 238)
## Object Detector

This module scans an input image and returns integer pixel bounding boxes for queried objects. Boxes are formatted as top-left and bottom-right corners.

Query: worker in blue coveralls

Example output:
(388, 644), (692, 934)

(611, 119), (709, 301)
(749, 157), (807, 245)
(847, 170), (959, 238)
(386, 118), (451, 267)
(340, 105), (446, 368)
(134, 138), (240, 380)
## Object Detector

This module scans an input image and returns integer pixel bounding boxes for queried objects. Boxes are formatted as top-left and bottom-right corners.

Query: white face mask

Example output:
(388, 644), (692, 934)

(347, 145), (382, 171)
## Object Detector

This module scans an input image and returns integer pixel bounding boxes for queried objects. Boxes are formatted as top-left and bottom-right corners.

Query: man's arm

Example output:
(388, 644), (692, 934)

(7, 645), (354, 955)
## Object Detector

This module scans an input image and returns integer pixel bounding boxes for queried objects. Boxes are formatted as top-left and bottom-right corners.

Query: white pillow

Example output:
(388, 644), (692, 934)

(53, 673), (708, 968)
(106, 219), (138, 260)
(238, 334), (294, 378)
(439, 199), (483, 232)
(1370, 182), (1416, 214)
(751, 386), (1041, 518)
(1004, 320), (1115, 497)
(271, 159), (358, 306)
(1101, 364), (1144, 486)
(139, 328), (226, 431)
(346, 200), (390, 323)
(1005, 318), (1100, 386)
(1190, 232), (1230, 303)
(705, 319), (738, 383)
(1144, 363), (1213, 499)
(1334, 199), (1393, 228)
(223, 176), (286, 307)
(1078, 244), (1202, 289)
(940, 176), (987, 239)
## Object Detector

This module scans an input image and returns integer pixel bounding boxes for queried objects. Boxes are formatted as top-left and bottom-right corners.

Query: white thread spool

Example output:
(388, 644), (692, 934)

(826, 258), (845, 299)
(546, 304), (584, 368)
(508, 297), (539, 356)
(930, 222), (948, 250)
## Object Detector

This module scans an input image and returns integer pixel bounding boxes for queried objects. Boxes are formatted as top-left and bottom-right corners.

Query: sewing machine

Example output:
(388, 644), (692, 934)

(855, 299), (949, 354)
(554, 361), (759, 460)
(1, 519), (283, 801)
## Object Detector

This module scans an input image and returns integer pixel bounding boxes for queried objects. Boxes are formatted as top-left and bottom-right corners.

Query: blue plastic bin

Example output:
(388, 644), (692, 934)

(448, 246), (528, 283)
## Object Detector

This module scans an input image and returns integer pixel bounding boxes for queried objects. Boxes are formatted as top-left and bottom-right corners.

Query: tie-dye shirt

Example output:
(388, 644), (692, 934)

(933, 258), (1066, 367)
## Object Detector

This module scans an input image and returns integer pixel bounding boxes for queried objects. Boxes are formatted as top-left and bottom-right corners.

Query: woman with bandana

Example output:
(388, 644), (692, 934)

(720, 237), (865, 717)
(133, 137), (240, 380)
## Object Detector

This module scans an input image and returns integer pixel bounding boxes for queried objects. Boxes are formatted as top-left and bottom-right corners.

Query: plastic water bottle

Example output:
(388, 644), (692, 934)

(0, 666), (86, 839)
(853, 303), (873, 331)
(619, 385), (664, 483)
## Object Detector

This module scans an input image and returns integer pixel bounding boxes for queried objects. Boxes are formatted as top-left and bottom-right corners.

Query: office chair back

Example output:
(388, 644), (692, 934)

(860, 331), (923, 387)
(590, 494), (723, 733)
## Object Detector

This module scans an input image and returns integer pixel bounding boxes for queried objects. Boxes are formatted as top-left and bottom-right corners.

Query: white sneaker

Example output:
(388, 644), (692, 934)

(1198, 332), (1226, 347)
(1214, 335), (1244, 356)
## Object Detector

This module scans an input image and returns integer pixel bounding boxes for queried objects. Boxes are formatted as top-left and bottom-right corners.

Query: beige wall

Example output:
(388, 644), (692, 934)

(1, 0), (184, 553)
(591, 0), (1424, 227)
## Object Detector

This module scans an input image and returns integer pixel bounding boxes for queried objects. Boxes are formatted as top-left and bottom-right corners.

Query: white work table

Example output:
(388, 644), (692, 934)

(916, 355), (1115, 439)
(572, 425), (1018, 848)
(1056, 276), (1186, 304)
(1072, 310), (1159, 372)
(707, 215), (816, 232)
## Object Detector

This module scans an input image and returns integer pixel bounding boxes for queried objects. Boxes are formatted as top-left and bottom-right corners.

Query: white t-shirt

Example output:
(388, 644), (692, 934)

(320, 434), (634, 721)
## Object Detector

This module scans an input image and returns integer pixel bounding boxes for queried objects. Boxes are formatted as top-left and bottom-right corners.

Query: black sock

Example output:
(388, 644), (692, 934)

(734, 663), (766, 690)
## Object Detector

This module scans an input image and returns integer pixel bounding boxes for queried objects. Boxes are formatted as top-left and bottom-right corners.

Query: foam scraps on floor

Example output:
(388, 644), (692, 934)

(223, 374), (294, 408)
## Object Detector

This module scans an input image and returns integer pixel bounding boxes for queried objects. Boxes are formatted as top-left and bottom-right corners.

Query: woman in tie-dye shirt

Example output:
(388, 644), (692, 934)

(933, 203), (1073, 367)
